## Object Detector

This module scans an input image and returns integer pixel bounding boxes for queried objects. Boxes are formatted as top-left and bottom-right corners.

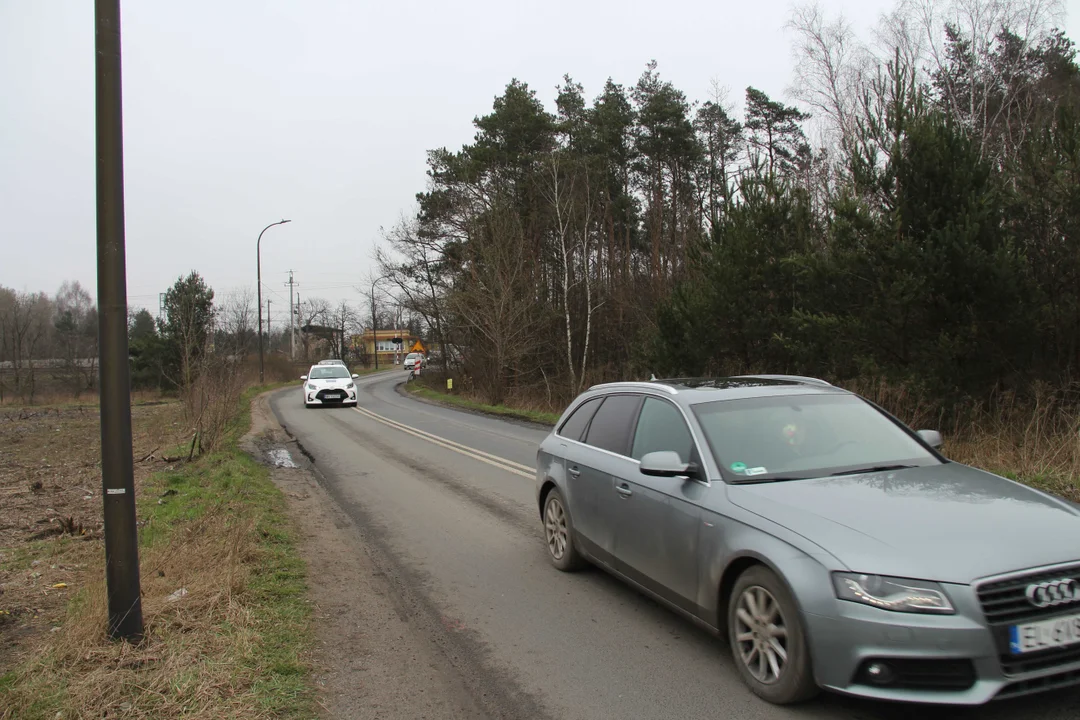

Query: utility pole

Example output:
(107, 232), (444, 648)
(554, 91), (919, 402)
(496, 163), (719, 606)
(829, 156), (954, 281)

(285, 270), (296, 361)
(95, 0), (143, 641)
(158, 292), (165, 320)
(266, 299), (271, 350)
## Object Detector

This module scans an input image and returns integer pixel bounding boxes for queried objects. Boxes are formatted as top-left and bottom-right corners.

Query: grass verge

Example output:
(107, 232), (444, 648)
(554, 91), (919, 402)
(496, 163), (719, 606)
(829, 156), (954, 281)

(404, 382), (561, 426)
(0, 383), (312, 720)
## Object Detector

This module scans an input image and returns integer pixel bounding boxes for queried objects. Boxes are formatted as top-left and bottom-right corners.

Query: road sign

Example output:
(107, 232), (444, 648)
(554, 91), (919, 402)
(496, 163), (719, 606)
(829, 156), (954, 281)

(410, 340), (425, 353)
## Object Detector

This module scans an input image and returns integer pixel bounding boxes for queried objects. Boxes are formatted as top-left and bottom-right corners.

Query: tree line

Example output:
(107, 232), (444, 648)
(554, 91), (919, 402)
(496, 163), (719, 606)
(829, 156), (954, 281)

(0, 282), (99, 402)
(376, 0), (1080, 417)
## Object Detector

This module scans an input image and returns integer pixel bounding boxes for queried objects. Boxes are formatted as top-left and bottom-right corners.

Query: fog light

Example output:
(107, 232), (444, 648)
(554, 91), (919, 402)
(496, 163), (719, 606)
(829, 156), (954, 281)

(865, 662), (895, 686)
(307, 393), (314, 401)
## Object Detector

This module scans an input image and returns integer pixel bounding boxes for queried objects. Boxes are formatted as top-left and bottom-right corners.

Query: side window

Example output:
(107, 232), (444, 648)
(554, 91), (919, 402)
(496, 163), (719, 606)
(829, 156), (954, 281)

(631, 397), (694, 463)
(557, 397), (602, 442)
(584, 394), (643, 456)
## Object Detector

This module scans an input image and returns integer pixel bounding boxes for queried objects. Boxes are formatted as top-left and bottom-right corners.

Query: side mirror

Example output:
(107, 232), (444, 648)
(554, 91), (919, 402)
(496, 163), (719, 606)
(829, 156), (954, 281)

(639, 451), (699, 479)
(300, 375), (307, 381)
(351, 373), (359, 379)
(917, 429), (943, 450)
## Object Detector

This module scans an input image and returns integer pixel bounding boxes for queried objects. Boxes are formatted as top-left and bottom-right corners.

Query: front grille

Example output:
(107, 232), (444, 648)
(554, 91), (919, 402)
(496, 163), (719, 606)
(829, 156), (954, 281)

(996, 666), (1080, 700)
(316, 389), (350, 403)
(855, 658), (976, 691)
(976, 564), (1080, 625)
(978, 563), (1080, 678)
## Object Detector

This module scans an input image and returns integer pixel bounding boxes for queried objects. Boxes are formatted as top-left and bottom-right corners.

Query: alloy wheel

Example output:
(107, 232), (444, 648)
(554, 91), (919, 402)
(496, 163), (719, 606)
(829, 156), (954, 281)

(733, 585), (789, 685)
(544, 495), (568, 560)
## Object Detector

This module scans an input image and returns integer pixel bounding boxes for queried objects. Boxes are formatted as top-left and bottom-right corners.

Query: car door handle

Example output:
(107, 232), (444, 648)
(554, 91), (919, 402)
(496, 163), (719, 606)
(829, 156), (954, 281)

(615, 483), (633, 498)
(568, 466), (581, 478)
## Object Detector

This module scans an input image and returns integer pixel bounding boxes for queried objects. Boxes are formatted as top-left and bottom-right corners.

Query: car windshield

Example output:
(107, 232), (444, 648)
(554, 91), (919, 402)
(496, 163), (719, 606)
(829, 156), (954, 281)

(692, 394), (940, 483)
(309, 367), (350, 380)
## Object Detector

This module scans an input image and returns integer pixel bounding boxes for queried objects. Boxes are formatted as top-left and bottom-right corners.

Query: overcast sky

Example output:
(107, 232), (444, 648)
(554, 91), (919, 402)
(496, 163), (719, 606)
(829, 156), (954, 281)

(2, 1), (1078, 323)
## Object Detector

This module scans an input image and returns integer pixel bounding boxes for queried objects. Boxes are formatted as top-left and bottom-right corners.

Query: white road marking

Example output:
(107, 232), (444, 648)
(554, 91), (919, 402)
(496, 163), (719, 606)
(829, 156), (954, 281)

(353, 405), (535, 479)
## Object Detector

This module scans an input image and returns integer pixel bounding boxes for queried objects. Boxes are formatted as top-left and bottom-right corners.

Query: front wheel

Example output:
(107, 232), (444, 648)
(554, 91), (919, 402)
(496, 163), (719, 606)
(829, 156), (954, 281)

(728, 566), (818, 705)
(543, 488), (585, 572)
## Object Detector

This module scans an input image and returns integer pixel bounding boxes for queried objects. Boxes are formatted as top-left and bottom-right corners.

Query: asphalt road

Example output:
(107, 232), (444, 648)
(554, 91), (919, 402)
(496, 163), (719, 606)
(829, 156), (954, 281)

(270, 370), (1079, 720)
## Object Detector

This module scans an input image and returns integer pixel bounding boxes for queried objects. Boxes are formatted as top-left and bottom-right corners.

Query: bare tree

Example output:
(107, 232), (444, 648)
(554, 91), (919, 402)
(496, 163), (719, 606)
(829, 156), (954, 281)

(217, 288), (256, 357)
(297, 297), (331, 361)
(787, 2), (869, 158)
(0, 290), (52, 402)
(52, 281), (98, 397)
(895, 0), (1064, 162)
(376, 211), (456, 375)
(448, 200), (543, 404)
(328, 300), (360, 361)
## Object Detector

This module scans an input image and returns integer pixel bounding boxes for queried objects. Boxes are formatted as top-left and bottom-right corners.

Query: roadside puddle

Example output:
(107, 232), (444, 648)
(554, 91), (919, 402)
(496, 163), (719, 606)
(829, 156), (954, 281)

(267, 447), (299, 468)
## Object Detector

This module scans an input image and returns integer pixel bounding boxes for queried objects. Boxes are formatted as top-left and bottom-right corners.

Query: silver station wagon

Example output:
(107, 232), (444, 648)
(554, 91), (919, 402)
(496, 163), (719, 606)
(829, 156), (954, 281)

(535, 376), (1080, 705)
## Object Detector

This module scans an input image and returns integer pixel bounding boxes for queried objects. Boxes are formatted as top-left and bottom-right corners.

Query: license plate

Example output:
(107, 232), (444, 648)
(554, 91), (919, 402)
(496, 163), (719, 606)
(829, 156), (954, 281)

(1010, 612), (1080, 654)
(324, 394), (341, 400)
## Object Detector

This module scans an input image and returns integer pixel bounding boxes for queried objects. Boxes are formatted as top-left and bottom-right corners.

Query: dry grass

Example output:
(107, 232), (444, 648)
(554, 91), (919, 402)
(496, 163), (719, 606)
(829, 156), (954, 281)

(406, 378), (562, 425)
(0, 387), (311, 719)
(0, 401), (185, 670)
(0, 388), (170, 409)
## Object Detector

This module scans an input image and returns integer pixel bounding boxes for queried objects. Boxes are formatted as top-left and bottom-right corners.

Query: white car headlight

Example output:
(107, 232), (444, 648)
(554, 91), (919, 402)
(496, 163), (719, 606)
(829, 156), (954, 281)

(306, 383), (316, 390)
(346, 382), (355, 389)
(832, 573), (954, 614)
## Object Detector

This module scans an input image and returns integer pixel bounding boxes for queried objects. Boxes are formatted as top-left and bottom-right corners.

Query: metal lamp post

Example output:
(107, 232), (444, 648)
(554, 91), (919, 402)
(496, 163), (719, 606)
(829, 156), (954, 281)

(370, 274), (389, 370)
(257, 219), (291, 383)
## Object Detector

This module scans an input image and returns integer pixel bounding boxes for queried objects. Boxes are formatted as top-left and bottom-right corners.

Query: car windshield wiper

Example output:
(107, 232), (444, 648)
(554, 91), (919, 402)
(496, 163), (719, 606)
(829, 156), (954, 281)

(829, 464), (914, 477)
(731, 475), (810, 484)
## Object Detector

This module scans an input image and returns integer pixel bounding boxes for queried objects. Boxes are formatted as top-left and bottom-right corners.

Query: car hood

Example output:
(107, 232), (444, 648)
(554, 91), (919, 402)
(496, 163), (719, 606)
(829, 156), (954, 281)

(726, 463), (1080, 584)
(308, 377), (351, 385)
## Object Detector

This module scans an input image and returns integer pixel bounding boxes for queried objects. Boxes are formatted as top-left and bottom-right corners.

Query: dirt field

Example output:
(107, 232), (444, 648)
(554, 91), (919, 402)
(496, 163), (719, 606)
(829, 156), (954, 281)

(0, 401), (186, 675)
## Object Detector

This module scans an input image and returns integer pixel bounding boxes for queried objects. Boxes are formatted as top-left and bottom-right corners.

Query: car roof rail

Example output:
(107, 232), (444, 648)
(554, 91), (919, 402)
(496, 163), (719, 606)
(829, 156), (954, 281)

(587, 381), (678, 395)
(733, 374), (832, 387)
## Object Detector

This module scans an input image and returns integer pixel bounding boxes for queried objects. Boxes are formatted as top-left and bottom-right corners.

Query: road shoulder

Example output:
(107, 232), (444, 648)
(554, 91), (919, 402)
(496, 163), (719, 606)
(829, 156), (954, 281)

(245, 390), (485, 720)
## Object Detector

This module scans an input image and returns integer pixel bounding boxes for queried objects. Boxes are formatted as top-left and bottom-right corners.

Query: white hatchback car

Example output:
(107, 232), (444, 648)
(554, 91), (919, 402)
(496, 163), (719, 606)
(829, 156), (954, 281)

(301, 364), (359, 408)
(404, 353), (425, 372)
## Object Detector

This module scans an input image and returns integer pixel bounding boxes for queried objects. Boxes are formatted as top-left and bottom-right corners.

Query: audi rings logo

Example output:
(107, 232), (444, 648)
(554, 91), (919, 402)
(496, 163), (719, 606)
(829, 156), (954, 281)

(1025, 578), (1079, 608)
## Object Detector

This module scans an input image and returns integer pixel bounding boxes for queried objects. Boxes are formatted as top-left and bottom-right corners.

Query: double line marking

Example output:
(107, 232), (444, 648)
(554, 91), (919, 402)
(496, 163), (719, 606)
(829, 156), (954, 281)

(353, 405), (534, 479)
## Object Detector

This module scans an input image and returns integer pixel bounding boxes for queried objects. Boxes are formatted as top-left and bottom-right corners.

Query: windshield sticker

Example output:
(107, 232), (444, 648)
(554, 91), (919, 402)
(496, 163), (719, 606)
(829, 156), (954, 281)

(745, 467), (768, 476)
(729, 462), (747, 474)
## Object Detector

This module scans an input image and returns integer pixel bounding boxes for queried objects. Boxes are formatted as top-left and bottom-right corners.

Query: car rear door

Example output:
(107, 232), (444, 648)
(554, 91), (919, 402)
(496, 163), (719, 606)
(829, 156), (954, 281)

(560, 394), (642, 567)
(613, 396), (705, 615)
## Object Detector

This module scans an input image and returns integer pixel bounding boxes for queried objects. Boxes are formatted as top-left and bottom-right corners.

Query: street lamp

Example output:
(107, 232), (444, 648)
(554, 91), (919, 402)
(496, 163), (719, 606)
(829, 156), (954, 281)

(257, 219), (291, 383)
(370, 274), (389, 370)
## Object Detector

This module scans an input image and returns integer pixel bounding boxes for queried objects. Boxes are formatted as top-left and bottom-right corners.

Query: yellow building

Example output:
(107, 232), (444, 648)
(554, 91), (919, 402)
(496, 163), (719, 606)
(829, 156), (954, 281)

(351, 329), (420, 366)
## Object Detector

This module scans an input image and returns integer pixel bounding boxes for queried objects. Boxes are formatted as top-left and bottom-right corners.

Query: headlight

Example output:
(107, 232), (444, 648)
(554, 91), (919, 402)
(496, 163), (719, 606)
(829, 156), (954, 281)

(306, 383), (316, 390)
(832, 573), (954, 614)
(346, 382), (355, 389)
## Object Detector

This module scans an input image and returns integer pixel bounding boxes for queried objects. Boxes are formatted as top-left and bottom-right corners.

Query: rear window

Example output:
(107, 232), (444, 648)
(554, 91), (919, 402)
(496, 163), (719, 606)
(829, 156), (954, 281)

(309, 367), (349, 379)
(584, 395), (643, 456)
(557, 397), (602, 441)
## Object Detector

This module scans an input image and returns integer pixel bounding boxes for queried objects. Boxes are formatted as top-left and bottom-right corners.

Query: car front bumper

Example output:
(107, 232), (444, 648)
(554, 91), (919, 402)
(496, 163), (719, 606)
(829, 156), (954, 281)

(803, 586), (1080, 704)
(305, 388), (356, 405)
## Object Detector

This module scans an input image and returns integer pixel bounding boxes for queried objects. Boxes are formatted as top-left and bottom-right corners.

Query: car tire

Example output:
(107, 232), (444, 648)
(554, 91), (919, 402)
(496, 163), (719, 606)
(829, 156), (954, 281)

(542, 488), (586, 572)
(727, 565), (818, 705)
